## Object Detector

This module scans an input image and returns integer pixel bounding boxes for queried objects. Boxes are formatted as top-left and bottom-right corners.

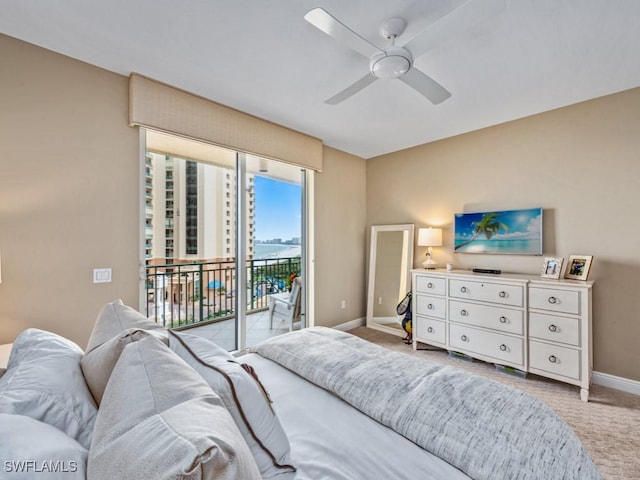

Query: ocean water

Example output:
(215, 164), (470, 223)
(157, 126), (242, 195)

(454, 239), (541, 255)
(254, 243), (301, 259)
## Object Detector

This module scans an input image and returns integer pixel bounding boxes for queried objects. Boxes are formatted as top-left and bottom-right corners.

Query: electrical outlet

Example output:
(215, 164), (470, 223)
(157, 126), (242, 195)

(378, 296), (382, 305)
(340, 300), (346, 309)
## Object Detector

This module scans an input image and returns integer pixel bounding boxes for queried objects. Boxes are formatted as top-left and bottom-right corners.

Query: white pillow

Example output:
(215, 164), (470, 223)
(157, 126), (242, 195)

(0, 414), (87, 479)
(80, 328), (152, 405)
(0, 328), (97, 449)
(169, 331), (296, 479)
(88, 335), (261, 480)
(85, 299), (167, 352)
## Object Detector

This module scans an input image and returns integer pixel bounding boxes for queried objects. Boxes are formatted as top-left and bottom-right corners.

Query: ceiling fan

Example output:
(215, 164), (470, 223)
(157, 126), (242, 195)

(304, 0), (504, 105)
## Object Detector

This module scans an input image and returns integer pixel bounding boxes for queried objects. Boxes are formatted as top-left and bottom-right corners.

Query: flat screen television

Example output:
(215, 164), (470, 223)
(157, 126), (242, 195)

(454, 208), (543, 255)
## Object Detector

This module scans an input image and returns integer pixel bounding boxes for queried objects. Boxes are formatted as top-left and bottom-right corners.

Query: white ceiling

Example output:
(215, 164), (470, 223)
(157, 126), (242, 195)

(2, 0), (639, 159)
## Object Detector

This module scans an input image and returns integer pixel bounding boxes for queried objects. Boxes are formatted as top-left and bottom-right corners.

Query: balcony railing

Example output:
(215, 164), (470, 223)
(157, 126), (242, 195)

(145, 256), (301, 329)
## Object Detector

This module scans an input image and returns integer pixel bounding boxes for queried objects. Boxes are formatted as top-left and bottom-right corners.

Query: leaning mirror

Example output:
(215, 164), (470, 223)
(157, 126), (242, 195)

(366, 224), (414, 337)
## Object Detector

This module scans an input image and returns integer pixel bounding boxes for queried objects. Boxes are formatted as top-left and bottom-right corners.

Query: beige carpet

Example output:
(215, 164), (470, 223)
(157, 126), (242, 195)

(348, 327), (640, 480)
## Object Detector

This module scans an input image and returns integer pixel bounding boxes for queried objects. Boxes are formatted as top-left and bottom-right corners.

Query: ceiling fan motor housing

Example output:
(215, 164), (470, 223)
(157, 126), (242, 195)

(379, 17), (407, 39)
(370, 46), (413, 79)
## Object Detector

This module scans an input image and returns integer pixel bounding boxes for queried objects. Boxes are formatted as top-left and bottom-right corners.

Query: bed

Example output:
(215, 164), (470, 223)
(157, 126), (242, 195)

(0, 299), (602, 480)
(245, 327), (602, 480)
(242, 352), (471, 479)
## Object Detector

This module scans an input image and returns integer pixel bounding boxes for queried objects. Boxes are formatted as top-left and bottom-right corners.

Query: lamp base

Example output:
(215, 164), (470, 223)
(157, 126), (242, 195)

(422, 260), (438, 270)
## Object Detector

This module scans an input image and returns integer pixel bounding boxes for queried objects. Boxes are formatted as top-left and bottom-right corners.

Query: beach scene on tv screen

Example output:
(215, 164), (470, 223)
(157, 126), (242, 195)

(454, 208), (542, 255)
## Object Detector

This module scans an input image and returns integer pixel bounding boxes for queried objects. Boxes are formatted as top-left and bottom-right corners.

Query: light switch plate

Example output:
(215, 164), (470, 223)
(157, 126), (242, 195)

(93, 268), (112, 284)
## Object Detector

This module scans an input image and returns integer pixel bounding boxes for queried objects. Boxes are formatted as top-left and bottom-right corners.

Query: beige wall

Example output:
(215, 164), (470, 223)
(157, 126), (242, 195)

(0, 34), (369, 347)
(367, 87), (640, 381)
(0, 34), (140, 348)
(314, 147), (367, 327)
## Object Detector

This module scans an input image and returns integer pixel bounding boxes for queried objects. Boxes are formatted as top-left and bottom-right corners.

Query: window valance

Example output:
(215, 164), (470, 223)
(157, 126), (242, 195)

(129, 74), (323, 171)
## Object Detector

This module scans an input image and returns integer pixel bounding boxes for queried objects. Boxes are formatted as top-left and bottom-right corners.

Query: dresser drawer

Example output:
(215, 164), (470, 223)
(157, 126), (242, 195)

(529, 287), (580, 315)
(449, 324), (524, 366)
(449, 279), (524, 307)
(415, 295), (446, 319)
(529, 312), (580, 346)
(415, 316), (446, 345)
(529, 341), (580, 380)
(415, 275), (446, 296)
(449, 300), (524, 335)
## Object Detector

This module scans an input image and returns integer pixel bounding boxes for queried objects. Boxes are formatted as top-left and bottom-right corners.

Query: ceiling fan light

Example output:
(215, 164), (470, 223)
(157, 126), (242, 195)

(371, 55), (410, 79)
(370, 47), (412, 79)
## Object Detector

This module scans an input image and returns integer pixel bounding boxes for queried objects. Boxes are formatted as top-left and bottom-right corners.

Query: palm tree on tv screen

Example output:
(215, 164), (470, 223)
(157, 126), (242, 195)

(455, 212), (509, 250)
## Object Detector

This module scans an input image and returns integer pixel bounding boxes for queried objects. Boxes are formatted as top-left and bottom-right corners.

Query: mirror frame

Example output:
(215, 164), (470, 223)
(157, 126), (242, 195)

(366, 224), (415, 337)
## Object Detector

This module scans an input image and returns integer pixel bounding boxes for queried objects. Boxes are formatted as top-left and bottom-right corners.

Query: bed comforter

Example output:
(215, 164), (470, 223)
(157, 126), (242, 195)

(252, 327), (601, 480)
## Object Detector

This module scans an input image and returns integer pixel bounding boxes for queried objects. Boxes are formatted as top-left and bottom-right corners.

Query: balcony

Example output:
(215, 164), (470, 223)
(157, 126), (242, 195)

(186, 308), (294, 350)
(144, 256), (301, 334)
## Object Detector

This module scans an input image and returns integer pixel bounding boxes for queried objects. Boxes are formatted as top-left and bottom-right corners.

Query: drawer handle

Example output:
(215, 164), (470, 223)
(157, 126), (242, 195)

(548, 296), (558, 304)
(548, 324), (558, 332)
(498, 291), (507, 298)
(460, 309), (468, 316)
(548, 355), (558, 363)
(427, 326), (434, 333)
(427, 303), (434, 310)
(499, 316), (507, 324)
(460, 286), (468, 293)
(427, 282), (434, 289)
(499, 344), (507, 352)
(461, 335), (468, 342)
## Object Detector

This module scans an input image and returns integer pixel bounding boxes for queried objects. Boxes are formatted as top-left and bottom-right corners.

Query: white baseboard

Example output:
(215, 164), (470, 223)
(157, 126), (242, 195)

(592, 371), (640, 396)
(333, 317), (365, 332)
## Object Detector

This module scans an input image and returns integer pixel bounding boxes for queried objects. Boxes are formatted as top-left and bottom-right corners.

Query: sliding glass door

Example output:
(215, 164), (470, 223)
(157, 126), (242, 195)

(243, 155), (305, 347)
(142, 130), (305, 351)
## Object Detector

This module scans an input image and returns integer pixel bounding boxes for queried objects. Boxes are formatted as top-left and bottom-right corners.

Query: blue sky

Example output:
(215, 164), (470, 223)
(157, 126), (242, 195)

(253, 176), (301, 241)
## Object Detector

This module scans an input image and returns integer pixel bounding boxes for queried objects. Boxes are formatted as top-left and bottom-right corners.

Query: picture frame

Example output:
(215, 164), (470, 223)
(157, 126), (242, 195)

(564, 255), (593, 281)
(541, 257), (563, 279)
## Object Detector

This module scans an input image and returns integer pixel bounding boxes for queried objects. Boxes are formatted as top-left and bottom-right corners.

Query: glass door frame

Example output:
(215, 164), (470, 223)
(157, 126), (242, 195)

(235, 153), (248, 350)
(237, 156), (312, 350)
(138, 129), (313, 352)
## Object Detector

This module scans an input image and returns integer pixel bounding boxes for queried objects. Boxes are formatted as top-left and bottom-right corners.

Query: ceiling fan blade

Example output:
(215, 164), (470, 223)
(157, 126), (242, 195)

(325, 73), (377, 105)
(399, 68), (451, 105)
(403, 0), (506, 59)
(304, 7), (383, 59)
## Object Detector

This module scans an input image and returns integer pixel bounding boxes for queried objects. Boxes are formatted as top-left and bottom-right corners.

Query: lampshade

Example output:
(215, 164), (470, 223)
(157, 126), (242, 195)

(417, 228), (442, 247)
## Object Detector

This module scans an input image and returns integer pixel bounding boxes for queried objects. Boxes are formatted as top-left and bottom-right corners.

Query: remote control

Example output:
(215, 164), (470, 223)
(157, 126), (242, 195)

(472, 268), (502, 274)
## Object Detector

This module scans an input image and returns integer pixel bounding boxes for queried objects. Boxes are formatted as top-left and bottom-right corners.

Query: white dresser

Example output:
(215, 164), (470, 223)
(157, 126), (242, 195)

(412, 269), (594, 401)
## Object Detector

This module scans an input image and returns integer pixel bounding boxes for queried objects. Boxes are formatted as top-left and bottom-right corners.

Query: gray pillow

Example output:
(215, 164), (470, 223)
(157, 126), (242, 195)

(169, 331), (295, 479)
(88, 335), (261, 480)
(0, 414), (87, 479)
(85, 299), (167, 352)
(0, 328), (97, 449)
(80, 328), (151, 405)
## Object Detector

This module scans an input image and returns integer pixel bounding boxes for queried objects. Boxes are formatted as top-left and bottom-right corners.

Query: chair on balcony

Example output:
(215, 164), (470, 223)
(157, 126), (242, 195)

(268, 277), (302, 331)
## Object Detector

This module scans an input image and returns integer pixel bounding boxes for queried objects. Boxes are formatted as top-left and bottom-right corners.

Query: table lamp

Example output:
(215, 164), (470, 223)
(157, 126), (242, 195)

(418, 228), (442, 269)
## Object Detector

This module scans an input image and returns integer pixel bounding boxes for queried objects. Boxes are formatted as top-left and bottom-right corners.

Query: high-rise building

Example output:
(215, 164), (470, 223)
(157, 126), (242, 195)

(145, 153), (255, 265)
